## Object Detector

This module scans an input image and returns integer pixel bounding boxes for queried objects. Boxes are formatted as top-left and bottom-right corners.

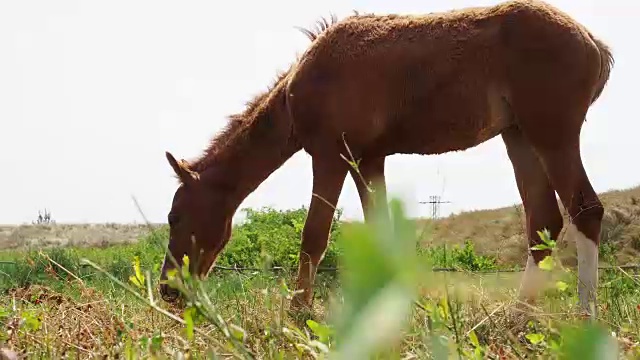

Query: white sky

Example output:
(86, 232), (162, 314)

(0, 0), (637, 225)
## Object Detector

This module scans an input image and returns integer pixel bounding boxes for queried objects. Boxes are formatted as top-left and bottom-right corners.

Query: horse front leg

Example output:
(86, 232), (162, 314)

(349, 156), (388, 222)
(290, 155), (348, 311)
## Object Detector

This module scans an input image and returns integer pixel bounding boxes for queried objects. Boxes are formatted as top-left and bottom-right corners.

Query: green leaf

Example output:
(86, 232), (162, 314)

(181, 255), (191, 279)
(165, 268), (177, 280)
(306, 319), (333, 345)
(150, 333), (163, 351)
(0, 308), (11, 320)
(229, 324), (246, 342)
(538, 256), (555, 271)
(21, 310), (42, 332)
(537, 229), (555, 245)
(525, 333), (545, 345)
(183, 306), (196, 341)
(556, 281), (569, 292)
(531, 243), (550, 251)
(558, 323), (618, 360)
(438, 296), (450, 321)
(469, 330), (480, 348)
(128, 256), (145, 289)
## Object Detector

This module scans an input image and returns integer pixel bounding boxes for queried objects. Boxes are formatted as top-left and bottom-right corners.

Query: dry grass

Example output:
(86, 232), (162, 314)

(1, 276), (337, 358)
(417, 184), (640, 267)
(3, 268), (638, 358)
(3, 282), (230, 358)
(5, 284), (129, 357)
(0, 224), (161, 251)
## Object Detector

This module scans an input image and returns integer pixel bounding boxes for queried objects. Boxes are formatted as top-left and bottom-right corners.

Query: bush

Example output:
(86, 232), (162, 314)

(422, 239), (498, 271)
(218, 206), (344, 269)
(139, 207), (499, 272)
(134, 206), (344, 270)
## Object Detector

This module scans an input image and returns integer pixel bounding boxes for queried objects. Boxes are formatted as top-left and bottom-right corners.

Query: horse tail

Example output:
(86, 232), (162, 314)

(587, 32), (614, 105)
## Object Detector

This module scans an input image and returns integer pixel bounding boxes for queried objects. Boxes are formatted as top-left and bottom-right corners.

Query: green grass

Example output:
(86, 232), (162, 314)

(0, 201), (638, 359)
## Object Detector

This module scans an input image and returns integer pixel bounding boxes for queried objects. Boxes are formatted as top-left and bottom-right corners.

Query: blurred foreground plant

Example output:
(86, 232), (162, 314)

(329, 193), (428, 359)
(76, 193), (623, 359)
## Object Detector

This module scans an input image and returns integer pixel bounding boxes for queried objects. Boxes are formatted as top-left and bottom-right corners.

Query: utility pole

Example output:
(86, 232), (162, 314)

(419, 195), (451, 219)
(419, 195), (452, 266)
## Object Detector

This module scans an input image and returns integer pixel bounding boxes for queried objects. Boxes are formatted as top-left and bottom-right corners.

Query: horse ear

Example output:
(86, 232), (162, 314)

(166, 151), (198, 184)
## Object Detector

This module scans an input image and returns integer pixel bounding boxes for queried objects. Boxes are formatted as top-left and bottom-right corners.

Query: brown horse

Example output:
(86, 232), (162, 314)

(159, 0), (613, 315)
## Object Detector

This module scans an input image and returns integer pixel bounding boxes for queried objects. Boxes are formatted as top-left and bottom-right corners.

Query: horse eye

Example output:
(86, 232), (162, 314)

(168, 214), (180, 226)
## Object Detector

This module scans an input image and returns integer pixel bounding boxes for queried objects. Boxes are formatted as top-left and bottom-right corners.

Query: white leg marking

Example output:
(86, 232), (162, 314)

(518, 254), (548, 301)
(569, 223), (599, 314)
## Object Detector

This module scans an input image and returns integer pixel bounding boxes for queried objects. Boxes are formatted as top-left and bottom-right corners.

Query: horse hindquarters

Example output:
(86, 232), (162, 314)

(503, 17), (609, 314)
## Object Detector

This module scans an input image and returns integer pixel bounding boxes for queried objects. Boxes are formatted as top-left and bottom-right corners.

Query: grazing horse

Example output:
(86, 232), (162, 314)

(159, 0), (613, 315)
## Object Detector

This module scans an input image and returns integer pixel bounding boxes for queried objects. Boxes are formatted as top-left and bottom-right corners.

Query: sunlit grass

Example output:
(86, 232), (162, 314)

(0, 200), (638, 358)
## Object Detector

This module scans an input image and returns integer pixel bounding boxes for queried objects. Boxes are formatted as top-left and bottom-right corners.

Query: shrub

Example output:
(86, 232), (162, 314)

(136, 206), (345, 270)
(421, 239), (498, 271)
(219, 206), (344, 269)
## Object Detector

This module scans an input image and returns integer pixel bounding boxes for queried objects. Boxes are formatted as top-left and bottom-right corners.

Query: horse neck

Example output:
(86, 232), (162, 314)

(200, 89), (301, 212)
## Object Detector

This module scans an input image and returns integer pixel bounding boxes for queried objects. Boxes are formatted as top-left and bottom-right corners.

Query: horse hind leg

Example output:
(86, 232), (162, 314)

(502, 126), (564, 303)
(512, 97), (603, 315)
(506, 38), (606, 314)
(534, 138), (603, 316)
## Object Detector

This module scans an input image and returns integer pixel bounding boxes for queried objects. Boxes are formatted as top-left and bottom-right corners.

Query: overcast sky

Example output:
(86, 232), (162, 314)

(0, 0), (637, 225)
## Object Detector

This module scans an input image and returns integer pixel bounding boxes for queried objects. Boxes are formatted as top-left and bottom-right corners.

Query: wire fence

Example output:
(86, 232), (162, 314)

(2, 260), (639, 275)
(210, 264), (640, 274)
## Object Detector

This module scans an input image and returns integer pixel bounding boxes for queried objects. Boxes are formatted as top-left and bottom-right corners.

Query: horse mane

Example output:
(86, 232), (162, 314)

(186, 14), (346, 174)
(295, 13), (340, 42)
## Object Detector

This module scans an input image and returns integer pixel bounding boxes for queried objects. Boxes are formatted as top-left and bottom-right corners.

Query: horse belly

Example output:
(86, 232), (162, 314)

(388, 83), (512, 155)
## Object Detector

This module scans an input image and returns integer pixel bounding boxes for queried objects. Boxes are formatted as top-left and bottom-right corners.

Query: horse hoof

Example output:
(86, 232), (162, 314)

(159, 283), (181, 302)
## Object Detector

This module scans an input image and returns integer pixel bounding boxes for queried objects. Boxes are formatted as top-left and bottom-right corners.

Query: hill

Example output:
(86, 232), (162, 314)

(416, 184), (640, 267)
(1, 185), (638, 267)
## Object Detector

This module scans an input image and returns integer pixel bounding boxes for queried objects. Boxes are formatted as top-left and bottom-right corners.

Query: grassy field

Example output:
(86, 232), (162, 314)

(0, 186), (639, 359)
